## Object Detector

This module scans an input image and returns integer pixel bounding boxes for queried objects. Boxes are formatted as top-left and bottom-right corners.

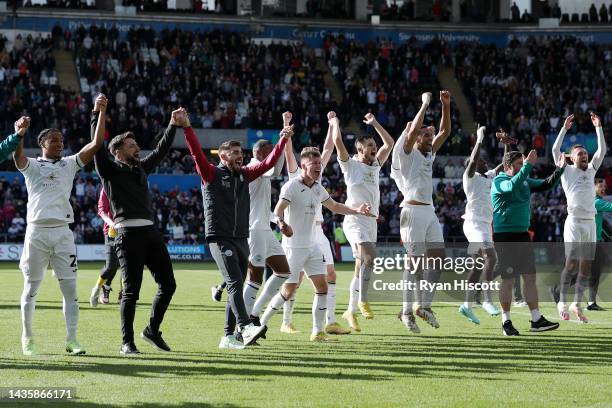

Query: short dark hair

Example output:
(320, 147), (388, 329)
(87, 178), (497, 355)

(300, 147), (321, 161)
(109, 132), (136, 155)
(219, 140), (242, 154)
(355, 135), (374, 146)
(503, 151), (523, 168)
(569, 144), (586, 153)
(37, 128), (62, 147)
(253, 139), (272, 154)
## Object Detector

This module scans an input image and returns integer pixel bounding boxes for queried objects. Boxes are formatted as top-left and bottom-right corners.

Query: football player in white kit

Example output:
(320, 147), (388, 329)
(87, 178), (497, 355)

(553, 112), (606, 323)
(280, 111), (351, 336)
(458, 126), (506, 325)
(242, 135), (290, 323)
(15, 94), (108, 355)
(332, 112), (394, 331)
(260, 147), (373, 342)
(392, 91), (451, 333)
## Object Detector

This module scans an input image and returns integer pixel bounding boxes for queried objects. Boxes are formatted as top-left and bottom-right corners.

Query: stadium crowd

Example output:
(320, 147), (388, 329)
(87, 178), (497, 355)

(0, 27), (610, 246)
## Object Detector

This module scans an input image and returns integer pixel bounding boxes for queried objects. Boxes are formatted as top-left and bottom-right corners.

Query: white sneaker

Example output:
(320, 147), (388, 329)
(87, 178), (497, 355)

(218, 335), (245, 349)
(569, 303), (588, 323)
(557, 302), (570, 320)
(241, 323), (267, 346)
(482, 302), (500, 316)
(514, 300), (528, 308)
(400, 312), (420, 333)
(90, 286), (100, 308)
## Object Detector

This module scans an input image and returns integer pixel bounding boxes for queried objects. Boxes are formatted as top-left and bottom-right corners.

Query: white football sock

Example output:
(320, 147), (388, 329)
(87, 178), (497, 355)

(530, 308), (541, 322)
(283, 294), (296, 325)
(261, 293), (287, 326)
(58, 279), (79, 342)
(21, 279), (42, 339)
(312, 293), (327, 335)
(251, 274), (288, 317)
(348, 276), (359, 313)
(502, 311), (511, 323)
(243, 281), (261, 316)
(326, 282), (336, 325)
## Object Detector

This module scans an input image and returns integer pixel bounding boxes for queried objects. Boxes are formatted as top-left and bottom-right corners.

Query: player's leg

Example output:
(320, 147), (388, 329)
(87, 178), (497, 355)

(415, 208), (444, 328)
(281, 270), (304, 333)
(250, 253), (290, 321)
(587, 242), (604, 310)
(343, 249), (362, 332)
(250, 234), (290, 320)
(459, 250), (483, 325)
(494, 234), (520, 336)
(143, 228), (177, 352)
(115, 229), (146, 355)
(521, 240), (559, 333)
(261, 247), (300, 329)
(479, 247), (500, 316)
(305, 247), (335, 342)
(50, 227), (85, 355)
(19, 226), (49, 355)
(101, 235), (119, 304)
(399, 206), (427, 332)
(569, 224), (596, 322)
(357, 242), (376, 319)
(244, 263), (263, 316)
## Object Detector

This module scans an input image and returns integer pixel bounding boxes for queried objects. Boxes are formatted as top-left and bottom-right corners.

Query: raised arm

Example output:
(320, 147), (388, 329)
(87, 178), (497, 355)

(404, 92), (431, 153)
(552, 114), (573, 164)
(363, 113), (394, 165)
(244, 127), (290, 182)
(465, 126), (485, 178)
(392, 122), (410, 171)
(493, 130), (516, 174)
(432, 90), (452, 153)
(321, 112), (336, 168)
(282, 111), (299, 174)
(529, 153), (566, 193)
(141, 108), (182, 174)
(591, 112), (606, 170)
(11, 116), (30, 170)
(183, 125), (216, 184)
(331, 115), (349, 162)
(78, 94), (107, 166)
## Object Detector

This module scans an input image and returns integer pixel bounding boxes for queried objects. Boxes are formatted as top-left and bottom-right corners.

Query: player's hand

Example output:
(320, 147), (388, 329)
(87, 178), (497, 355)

(590, 111), (602, 128)
(363, 112), (377, 126)
(495, 129), (517, 145)
(422, 92), (432, 106)
(440, 90), (451, 106)
(170, 108), (185, 126)
(328, 117), (339, 127)
(282, 111), (292, 127)
(279, 221), (293, 237)
(327, 111), (336, 121)
(280, 125), (294, 140)
(525, 149), (537, 166)
(556, 152), (567, 169)
(476, 125), (486, 144)
(356, 203), (375, 217)
(178, 107), (191, 127)
(563, 114), (574, 130)
(14, 116), (30, 137)
(94, 93), (108, 113)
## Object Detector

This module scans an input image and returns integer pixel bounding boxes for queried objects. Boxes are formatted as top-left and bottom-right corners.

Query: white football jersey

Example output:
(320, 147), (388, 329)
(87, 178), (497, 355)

(249, 158), (274, 231)
(397, 148), (435, 205)
(462, 169), (496, 222)
(280, 177), (330, 248)
(19, 155), (83, 227)
(288, 169), (324, 222)
(339, 156), (381, 217)
(561, 163), (597, 219)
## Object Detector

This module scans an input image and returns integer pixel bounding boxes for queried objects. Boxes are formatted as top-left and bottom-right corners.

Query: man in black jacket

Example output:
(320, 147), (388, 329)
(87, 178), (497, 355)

(92, 105), (186, 355)
(184, 115), (290, 348)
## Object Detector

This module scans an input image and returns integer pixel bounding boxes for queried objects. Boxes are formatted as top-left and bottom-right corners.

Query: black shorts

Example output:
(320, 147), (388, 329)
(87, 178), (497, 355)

(492, 232), (536, 279)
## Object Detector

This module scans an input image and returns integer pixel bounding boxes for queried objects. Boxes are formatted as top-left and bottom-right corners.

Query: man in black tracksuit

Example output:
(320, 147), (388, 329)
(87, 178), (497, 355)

(184, 119), (290, 347)
(92, 106), (186, 355)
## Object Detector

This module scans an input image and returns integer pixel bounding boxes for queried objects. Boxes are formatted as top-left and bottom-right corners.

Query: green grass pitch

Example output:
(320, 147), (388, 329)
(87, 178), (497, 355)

(0, 262), (611, 407)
